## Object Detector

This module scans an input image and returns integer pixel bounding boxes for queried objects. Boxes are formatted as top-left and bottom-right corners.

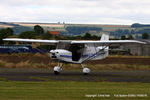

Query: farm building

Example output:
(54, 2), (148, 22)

(48, 31), (60, 36)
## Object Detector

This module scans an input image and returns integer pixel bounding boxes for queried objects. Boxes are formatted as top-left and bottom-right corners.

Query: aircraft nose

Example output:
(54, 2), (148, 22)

(50, 50), (58, 54)
(50, 50), (58, 59)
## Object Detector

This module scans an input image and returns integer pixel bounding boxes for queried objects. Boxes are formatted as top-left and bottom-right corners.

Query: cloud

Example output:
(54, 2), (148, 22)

(0, 0), (150, 24)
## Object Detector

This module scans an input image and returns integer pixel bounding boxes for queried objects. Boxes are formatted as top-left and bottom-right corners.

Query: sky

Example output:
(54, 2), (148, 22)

(0, 0), (150, 25)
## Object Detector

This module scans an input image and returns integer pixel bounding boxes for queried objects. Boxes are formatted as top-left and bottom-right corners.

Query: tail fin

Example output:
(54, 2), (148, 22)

(100, 34), (109, 57)
(100, 34), (109, 41)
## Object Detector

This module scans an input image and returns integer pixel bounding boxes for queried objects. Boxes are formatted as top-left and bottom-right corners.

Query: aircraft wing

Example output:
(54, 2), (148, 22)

(71, 40), (146, 45)
(3, 38), (146, 45)
(3, 38), (59, 44)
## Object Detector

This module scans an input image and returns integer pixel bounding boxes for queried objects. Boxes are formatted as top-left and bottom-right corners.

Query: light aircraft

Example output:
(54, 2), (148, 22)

(3, 34), (145, 75)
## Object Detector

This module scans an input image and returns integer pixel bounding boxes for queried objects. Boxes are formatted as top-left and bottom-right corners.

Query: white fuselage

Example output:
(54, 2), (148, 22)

(50, 44), (109, 64)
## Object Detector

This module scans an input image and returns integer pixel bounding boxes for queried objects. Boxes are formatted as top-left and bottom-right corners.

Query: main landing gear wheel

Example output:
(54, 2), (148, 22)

(81, 64), (91, 75)
(53, 63), (63, 75)
(83, 68), (91, 75)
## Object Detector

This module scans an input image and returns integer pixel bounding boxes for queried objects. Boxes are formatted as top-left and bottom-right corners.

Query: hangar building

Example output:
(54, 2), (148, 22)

(120, 40), (150, 56)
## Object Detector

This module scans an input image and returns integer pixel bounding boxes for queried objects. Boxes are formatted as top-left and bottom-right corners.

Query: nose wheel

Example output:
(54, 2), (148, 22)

(81, 64), (91, 75)
(53, 63), (63, 75)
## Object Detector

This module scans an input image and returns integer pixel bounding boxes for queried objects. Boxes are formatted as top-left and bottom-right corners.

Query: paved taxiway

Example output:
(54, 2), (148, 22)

(0, 68), (150, 82)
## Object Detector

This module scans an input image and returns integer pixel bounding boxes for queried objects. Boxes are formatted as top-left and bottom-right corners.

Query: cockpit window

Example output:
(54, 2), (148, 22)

(56, 42), (71, 50)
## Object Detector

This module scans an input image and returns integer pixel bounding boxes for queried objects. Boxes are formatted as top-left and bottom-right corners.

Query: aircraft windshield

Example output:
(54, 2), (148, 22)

(56, 42), (71, 50)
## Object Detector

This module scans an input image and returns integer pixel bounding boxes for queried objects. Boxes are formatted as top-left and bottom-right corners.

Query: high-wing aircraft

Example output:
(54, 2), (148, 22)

(3, 34), (145, 75)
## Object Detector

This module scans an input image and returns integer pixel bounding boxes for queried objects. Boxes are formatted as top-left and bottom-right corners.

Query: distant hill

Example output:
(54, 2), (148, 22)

(0, 22), (33, 35)
(131, 23), (150, 28)
(0, 22), (150, 39)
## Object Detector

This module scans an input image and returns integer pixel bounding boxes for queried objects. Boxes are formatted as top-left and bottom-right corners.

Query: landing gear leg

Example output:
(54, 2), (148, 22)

(53, 63), (64, 75)
(81, 64), (91, 75)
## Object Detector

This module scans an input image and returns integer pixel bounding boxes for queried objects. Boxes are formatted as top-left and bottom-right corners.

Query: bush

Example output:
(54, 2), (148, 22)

(19, 31), (36, 39)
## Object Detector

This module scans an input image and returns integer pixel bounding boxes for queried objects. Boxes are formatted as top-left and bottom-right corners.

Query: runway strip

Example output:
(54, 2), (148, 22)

(0, 68), (150, 82)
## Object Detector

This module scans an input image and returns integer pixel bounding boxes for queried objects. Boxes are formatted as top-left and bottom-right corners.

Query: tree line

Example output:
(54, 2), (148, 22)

(0, 25), (149, 44)
(110, 29), (150, 39)
(120, 33), (149, 40)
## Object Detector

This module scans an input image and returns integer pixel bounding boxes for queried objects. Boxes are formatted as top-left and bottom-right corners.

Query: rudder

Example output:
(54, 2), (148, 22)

(100, 34), (109, 41)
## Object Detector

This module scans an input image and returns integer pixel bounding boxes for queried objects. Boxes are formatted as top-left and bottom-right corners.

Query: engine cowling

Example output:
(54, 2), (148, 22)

(50, 49), (72, 62)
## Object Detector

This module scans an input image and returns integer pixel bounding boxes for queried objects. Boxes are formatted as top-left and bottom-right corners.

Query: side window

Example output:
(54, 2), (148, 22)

(57, 42), (70, 50)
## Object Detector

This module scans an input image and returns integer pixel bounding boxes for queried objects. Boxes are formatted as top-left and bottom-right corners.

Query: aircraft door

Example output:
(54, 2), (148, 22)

(69, 44), (84, 61)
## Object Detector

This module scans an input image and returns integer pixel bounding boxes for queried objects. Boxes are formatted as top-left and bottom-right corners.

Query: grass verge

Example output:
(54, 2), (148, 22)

(0, 81), (149, 100)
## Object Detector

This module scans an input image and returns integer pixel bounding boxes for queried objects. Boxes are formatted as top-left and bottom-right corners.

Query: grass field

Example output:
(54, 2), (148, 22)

(0, 81), (149, 100)
(0, 54), (150, 70)
(0, 54), (150, 99)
